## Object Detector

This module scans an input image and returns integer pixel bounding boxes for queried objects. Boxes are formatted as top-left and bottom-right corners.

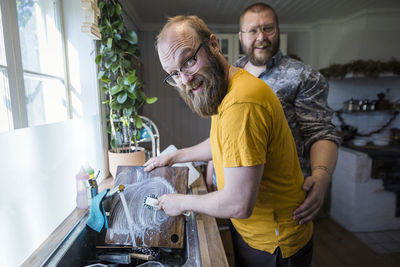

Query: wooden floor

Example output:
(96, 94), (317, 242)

(219, 217), (400, 267)
(312, 217), (400, 267)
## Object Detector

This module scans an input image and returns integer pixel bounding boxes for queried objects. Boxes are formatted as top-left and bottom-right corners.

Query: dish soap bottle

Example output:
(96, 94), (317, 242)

(76, 167), (89, 209)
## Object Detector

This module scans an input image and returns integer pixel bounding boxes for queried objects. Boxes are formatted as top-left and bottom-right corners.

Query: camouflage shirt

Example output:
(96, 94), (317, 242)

(234, 51), (340, 177)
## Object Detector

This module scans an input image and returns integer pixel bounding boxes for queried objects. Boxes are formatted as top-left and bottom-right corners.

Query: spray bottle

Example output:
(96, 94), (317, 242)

(75, 167), (89, 209)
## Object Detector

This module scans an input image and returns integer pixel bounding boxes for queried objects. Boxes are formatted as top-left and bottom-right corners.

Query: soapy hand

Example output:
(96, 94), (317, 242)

(156, 194), (186, 217)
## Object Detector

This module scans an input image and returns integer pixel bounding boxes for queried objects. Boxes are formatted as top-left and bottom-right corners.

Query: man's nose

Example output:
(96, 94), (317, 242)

(256, 29), (268, 41)
(180, 72), (194, 85)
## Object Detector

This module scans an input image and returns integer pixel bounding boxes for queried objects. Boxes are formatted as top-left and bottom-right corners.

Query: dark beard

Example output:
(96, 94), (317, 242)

(176, 46), (228, 117)
(241, 37), (280, 66)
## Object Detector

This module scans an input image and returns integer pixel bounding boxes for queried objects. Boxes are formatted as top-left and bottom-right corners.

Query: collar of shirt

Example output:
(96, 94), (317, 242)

(234, 50), (283, 77)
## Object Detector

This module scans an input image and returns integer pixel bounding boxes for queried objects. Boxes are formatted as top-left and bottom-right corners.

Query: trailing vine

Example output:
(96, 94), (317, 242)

(320, 58), (400, 79)
(96, 0), (157, 152)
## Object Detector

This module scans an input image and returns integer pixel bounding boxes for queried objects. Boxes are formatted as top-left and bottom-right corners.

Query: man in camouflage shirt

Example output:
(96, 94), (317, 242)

(235, 3), (341, 225)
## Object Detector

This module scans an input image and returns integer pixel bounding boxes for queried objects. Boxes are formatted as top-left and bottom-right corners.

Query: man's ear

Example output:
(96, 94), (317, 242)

(238, 32), (242, 43)
(208, 34), (220, 53)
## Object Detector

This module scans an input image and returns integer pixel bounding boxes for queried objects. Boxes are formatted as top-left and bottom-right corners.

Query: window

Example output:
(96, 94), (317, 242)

(0, 3), (12, 132)
(0, 0), (69, 132)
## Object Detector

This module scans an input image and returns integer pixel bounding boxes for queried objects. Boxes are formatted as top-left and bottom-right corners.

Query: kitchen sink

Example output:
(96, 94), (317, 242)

(42, 209), (201, 267)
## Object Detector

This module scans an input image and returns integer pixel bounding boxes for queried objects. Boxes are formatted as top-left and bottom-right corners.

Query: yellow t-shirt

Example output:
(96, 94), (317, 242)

(210, 69), (313, 258)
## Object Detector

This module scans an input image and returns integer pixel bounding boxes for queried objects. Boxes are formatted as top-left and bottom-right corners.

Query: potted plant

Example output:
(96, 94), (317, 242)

(95, 0), (157, 177)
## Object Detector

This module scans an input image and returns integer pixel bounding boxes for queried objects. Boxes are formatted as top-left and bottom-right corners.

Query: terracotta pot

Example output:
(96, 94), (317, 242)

(108, 146), (146, 178)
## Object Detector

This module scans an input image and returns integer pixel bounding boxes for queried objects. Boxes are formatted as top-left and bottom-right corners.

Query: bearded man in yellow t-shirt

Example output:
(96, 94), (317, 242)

(144, 15), (313, 267)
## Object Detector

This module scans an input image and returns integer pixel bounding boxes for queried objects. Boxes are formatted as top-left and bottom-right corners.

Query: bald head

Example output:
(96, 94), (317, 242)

(155, 15), (212, 51)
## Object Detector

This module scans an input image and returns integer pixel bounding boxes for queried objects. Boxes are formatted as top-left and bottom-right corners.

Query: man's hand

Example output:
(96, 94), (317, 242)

(293, 173), (331, 224)
(156, 194), (186, 216)
(143, 153), (175, 172)
(205, 160), (217, 192)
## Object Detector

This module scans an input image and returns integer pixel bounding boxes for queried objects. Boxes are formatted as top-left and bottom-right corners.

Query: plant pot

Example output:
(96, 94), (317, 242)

(108, 146), (146, 178)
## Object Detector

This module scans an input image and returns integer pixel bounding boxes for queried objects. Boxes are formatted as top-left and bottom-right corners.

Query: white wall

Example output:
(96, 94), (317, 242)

(311, 9), (400, 69)
(0, 0), (106, 266)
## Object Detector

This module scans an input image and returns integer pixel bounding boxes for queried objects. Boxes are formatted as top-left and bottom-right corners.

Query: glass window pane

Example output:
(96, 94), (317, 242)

(0, 69), (13, 132)
(0, 5), (6, 66)
(24, 76), (68, 126)
(17, 0), (64, 77)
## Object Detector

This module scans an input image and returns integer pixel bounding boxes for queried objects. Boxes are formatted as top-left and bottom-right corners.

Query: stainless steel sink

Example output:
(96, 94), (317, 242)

(42, 209), (201, 266)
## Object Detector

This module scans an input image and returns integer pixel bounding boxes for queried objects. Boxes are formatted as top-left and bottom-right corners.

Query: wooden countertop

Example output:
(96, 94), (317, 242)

(23, 170), (229, 267)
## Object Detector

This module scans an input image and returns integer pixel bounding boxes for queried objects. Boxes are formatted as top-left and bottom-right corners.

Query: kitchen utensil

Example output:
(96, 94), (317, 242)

(353, 138), (369, 146)
(372, 138), (390, 146)
(97, 253), (131, 264)
(144, 195), (191, 216)
(144, 195), (159, 210)
(343, 98), (360, 111)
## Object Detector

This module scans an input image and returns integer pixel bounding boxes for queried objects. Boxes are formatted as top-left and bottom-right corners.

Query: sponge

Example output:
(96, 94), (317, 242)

(86, 189), (109, 232)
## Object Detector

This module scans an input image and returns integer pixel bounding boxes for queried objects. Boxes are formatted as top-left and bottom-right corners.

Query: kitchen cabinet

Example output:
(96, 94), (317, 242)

(215, 33), (288, 64)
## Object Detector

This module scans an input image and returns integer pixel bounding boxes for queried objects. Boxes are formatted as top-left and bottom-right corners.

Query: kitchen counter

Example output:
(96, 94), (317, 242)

(342, 142), (400, 158)
(22, 170), (229, 267)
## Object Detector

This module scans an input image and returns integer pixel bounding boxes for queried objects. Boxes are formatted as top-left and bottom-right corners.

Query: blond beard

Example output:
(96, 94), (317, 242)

(176, 47), (228, 117)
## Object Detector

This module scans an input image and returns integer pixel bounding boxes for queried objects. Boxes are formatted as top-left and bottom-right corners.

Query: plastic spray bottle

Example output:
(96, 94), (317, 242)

(75, 167), (89, 209)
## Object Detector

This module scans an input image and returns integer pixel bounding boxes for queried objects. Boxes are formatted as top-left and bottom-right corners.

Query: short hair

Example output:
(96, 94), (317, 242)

(155, 15), (212, 50)
(239, 2), (279, 29)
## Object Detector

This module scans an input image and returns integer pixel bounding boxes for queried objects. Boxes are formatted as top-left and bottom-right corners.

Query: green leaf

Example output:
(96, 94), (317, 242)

(97, 70), (105, 80)
(116, 3), (122, 15)
(128, 82), (136, 94)
(95, 54), (103, 65)
(111, 101), (122, 110)
(105, 18), (111, 27)
(146, 97), (158, 104)
(111, 54), (117, 62)
(105, 59), (112, 69)
(114, 33), (121, 40)
(108, 5), (115, 17)
(101, 75), (111, 83)
(117, 92), (128, 103)
(134, 130), (141, 141)
(118, 21), (124, 31)
(111, 63), (120, 73)
(126, 70), (137, 84)
(107, 37), (112, 48)
(126, 30), (138, 45)
(123, 107), (133, 117)
(110, 138), (119, 150)
(110, 85), (123, 95)
(119, 40), (129, 50)
(128, 92), (137, 100)
(122, 59), (131, 68)
(101, 86), (108, 92)
(134, 115), (143, 129)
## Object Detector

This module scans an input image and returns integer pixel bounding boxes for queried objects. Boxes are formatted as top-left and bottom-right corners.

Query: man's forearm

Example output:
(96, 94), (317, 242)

(174, 138), (212, 163)
(309, 140), (338, 178)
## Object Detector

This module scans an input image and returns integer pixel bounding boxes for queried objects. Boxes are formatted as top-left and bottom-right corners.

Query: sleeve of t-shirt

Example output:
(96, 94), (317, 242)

(219, 103), (271, 167)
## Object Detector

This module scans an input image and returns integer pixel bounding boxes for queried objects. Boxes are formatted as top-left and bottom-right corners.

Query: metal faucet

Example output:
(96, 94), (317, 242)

(104, 184), (125, 200)
(87, 170), (100, 198)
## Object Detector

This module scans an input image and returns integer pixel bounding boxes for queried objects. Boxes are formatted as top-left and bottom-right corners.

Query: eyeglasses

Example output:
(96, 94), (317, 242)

(241, 25), (276, 38)
(163, 43), (204, 86)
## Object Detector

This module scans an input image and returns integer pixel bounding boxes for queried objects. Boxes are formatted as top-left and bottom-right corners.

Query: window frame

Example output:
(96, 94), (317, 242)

(0, 0), (71, 131)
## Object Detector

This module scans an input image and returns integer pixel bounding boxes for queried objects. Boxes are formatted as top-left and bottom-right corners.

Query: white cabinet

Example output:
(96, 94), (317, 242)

(215, 33), (288, 64)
